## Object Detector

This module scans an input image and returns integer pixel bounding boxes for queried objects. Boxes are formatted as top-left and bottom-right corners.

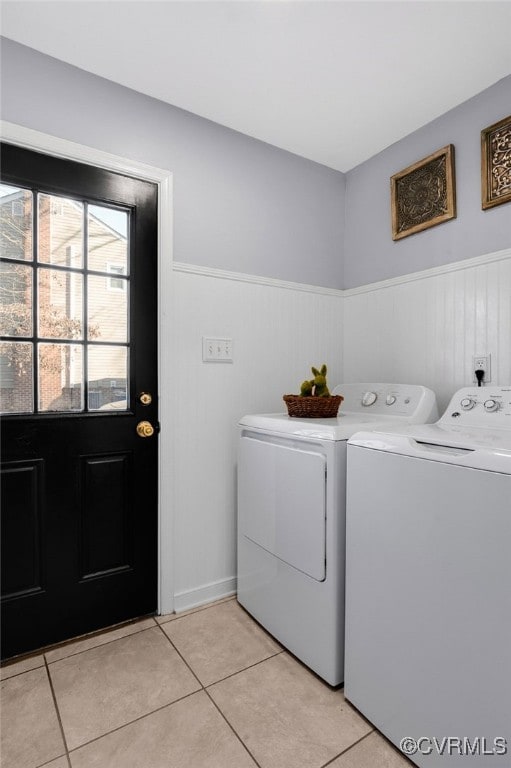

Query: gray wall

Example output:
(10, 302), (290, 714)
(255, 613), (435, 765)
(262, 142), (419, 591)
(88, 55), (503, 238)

(344, 75), (511, 289)
(1, 38), (510, 292)
(0, 38), (346, 289)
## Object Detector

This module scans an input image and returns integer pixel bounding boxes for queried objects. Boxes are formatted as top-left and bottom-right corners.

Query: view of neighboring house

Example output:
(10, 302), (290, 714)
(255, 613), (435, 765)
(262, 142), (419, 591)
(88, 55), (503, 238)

(0, 185), (129, 413)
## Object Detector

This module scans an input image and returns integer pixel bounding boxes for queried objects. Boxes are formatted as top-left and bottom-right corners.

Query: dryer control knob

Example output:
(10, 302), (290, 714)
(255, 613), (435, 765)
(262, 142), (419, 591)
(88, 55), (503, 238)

(386, 395), (396, 406)
(362, 391), (378, 406)
(460, 398), (476, 410)
(484, 399), (499, 412)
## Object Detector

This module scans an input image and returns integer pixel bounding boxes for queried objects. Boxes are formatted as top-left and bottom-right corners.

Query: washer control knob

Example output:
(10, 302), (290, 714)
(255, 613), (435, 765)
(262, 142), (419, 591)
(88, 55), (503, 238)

(484, 399), (499, 412)
(362, 391), (378, 407)
(460, 398), (476, 411)
(386, 395), (396, 406)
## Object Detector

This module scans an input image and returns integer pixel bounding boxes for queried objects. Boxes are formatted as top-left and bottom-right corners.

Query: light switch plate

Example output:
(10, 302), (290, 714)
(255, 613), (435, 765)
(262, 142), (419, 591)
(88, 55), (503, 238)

(202, 337), (233, 363)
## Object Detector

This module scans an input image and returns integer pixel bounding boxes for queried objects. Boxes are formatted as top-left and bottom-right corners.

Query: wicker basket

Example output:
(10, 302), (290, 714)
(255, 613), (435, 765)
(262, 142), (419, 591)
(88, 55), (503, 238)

(283, 394), (343, 418)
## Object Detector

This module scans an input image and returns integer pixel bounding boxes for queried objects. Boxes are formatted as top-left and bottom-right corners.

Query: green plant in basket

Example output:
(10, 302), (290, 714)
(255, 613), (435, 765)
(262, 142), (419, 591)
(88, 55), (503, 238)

(300, 364), (331, 398)
(284, 364), (341, 417)
(300, 379), (314, 396)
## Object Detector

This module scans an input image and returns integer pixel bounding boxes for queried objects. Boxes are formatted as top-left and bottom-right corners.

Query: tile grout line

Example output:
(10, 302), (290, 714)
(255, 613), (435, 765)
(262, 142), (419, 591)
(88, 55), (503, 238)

(157, 615), (285, 689)
(0, 660), (46, 683)
(203, 651), (371, 768)
(1, 618), (159, 677)
(2, 595), (237, 674)
(32, 660), (373, 768)
(59, 619), (208, 756)
(7, 595), (378, 768)
(0, 616), (159, 671)
(35, 755), (71, 768)
(318, 729), (377, 768)
(203, 686), (264, 768)
(38, 602), (264, 760)
(156, 617), (277, 768)
(64, 688), (202, 755)
(204, 649), (285, 688)
(33, 599), (368, 768)
(35, 753), (72, 768)
(43, 657), (72, 768)
(154, 622), (205, 689)
(44, 620), (159, 667)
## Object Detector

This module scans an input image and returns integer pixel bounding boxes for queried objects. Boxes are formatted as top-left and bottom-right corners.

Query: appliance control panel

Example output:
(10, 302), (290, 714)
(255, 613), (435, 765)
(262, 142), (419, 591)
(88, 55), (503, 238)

(332, 383), (438, 423)
(442, 386), (511, 426)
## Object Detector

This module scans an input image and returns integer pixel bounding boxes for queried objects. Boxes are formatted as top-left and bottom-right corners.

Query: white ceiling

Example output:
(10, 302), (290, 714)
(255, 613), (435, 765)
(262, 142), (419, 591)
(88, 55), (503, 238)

(1, 1), (511, 172)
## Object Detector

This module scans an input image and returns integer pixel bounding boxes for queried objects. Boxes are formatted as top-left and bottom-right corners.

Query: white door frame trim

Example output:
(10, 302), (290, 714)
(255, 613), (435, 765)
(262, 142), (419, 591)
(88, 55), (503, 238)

(1, 120), (175, 616)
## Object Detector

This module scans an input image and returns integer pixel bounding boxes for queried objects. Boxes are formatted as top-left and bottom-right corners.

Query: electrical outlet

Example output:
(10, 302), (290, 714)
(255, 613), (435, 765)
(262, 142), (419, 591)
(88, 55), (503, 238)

(472, 354), (491, 383)
(202, 337), (233, 363)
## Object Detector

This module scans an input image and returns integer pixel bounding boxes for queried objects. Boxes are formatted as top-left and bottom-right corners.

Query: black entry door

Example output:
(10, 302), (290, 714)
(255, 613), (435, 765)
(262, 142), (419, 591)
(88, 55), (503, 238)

(0, 143), (159, 659)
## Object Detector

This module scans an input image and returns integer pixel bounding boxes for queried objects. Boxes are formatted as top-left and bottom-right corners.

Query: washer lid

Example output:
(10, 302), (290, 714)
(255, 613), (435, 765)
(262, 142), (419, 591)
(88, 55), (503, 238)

(348, 423), (511, 473)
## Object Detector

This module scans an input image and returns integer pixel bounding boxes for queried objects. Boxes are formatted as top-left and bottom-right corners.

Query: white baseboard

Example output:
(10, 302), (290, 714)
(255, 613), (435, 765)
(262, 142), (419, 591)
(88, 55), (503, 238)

(172, 577), (238, 613)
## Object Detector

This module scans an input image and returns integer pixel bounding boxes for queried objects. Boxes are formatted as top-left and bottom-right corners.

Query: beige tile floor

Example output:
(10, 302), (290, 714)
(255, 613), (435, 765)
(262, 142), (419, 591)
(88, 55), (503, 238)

(0, 596), (413, 768)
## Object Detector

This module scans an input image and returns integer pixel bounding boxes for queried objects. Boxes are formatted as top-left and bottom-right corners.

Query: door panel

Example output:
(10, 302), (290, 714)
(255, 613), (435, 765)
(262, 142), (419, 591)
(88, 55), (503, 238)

(79, 452), (133, 579)
(0, 143), (158, 658)
(1, 460), (44, 599)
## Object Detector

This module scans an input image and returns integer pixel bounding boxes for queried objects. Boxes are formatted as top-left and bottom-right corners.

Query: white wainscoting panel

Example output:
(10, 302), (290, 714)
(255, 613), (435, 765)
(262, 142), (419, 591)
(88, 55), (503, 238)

(170, 266), (343, 609)
(343, 253), (511, 413)
(169, 251), (509, 612)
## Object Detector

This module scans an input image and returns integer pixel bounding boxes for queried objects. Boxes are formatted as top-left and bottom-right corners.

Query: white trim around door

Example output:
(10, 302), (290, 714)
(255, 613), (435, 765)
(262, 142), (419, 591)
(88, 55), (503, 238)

(0, 120), (175, 616)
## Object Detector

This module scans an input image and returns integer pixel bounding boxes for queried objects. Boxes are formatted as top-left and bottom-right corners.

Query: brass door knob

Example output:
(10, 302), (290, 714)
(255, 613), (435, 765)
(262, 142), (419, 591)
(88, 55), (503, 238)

(136, 420), (155, 438)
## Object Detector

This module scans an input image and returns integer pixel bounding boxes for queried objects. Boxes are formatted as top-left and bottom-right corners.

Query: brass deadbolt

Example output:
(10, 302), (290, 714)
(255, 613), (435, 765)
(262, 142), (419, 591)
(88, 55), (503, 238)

(136, 420), (155, 438)
(139, 392), (152, 406)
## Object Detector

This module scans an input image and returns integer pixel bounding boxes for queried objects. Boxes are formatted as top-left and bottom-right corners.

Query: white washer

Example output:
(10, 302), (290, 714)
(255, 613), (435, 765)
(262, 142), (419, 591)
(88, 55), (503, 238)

(237, 383), (438, 685)
(345, 386), (511, 766)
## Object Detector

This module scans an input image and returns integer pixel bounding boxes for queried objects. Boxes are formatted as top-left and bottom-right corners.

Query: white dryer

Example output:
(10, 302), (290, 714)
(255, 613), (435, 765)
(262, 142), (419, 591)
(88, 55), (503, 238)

(237, 383), (438, 685)
(345, 386), (511, 765)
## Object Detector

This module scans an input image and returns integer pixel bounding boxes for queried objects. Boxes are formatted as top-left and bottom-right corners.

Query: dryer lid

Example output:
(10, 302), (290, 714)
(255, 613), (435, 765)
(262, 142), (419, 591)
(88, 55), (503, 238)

(239, 383), (438, 440)
(239, 411), (415, 441)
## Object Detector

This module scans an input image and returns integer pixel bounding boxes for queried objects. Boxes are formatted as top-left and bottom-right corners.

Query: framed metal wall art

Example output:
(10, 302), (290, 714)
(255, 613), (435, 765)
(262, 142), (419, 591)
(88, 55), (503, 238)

(481, 115), (511, 210)
(390, 145), (456, 241)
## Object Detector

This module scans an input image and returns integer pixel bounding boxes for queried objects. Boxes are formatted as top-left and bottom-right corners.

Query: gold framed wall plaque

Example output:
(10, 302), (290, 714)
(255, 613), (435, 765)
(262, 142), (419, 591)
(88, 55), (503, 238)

(481, 115), (511, 210)
(391, 145), (456, 241)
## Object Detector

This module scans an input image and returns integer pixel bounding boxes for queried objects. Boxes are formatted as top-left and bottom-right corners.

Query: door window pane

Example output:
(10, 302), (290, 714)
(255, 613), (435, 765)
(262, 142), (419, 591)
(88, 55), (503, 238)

(38, 268), (83, 340)
(0, 185), (33, 261)
(38, 343), (83, 412)
(0, 341), (33, 413)
(87, 274), (127, 343)
(1, 187), (132, 414)
(88, 205), (128, 274)
(0, 263), (33, 336)
(88, 346), (127, 410)
(38, 194), (83, 268)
